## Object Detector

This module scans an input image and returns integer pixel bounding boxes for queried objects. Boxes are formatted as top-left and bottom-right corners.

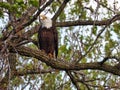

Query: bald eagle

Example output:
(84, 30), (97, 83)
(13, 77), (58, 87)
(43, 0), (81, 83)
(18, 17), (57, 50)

(38, 15), (58, 58)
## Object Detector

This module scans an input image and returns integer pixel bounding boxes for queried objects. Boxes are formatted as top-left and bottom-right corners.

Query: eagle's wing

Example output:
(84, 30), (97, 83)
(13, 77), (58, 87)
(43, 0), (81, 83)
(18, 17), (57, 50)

(53, 27), (58, 58)
(38, 25), (42, 49)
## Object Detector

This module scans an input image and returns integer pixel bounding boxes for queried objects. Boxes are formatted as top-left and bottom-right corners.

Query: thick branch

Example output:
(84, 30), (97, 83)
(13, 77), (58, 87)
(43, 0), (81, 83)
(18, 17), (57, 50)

(9, 46), (120, 76)
(55, 19), (107, 27)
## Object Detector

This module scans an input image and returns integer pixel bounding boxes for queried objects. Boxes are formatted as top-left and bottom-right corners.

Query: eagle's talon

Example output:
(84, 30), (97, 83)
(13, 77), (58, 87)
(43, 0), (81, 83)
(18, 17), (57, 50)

(48, 53), (53, 58)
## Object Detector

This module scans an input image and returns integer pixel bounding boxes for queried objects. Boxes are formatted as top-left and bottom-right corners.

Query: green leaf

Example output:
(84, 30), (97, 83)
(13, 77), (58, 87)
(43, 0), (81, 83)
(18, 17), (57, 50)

(0, 2), (11, 9)
(29, 0), (39, 7)
(113, 23), (120, 35)
(92, 26), (97, 35)
(85, 0), (89, 2)
(16, 0), (24, 5)
(59, 45), (67, 53)
(51, 2), (59, 12)
(0, 10), (3, 17)
(59, 11), (66, 21)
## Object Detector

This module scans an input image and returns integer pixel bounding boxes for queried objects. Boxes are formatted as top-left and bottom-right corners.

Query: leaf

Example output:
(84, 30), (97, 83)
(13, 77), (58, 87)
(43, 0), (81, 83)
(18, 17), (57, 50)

(59, 11), (66, 21)
(0, 2), (11, 9)
(0, 10), (3, 17)
(29, 0), (39, 7)
(113, 23), (120, 35)
(51, 2), (59, 12)
(85, 0), (89, 2)
(59, 45), (67, 53)
(92, 26), (97, 35)
(12, 77), (24, 86)
(16, 0), (24, 5)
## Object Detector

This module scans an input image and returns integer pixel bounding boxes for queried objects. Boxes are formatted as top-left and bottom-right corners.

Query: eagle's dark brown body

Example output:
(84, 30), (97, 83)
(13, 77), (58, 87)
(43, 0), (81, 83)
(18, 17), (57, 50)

(38, 26), (58, 58)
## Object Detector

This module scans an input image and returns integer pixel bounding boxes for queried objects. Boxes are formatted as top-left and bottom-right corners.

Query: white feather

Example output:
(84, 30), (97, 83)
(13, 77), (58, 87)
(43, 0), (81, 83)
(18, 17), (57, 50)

(41, 17), (52, 28)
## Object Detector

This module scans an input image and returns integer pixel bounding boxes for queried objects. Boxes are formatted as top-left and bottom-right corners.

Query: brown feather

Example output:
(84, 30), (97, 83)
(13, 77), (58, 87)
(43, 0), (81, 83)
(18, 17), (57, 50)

(38, 25), (58, 58)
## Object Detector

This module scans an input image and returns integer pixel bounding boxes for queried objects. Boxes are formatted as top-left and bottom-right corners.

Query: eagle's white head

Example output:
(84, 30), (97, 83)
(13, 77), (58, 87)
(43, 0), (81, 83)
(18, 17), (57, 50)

(40, 15), (52, 28)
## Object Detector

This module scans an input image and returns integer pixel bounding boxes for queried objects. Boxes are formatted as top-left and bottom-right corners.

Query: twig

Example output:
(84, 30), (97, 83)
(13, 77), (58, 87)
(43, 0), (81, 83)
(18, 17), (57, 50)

(73, 71), (91, 90)
(94, 0), (117, 14)
(76, 14), (120, 63)
(100, 56), (120, 65)
(22, 0), (54, 30)
(52, 0), (70, 22)
(14, 69), (53, 76)
(66, 71), (81, 90)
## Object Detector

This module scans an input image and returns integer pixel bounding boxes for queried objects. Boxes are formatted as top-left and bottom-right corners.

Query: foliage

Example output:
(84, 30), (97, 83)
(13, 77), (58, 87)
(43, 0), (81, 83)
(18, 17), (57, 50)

(0, 0), (120, 90)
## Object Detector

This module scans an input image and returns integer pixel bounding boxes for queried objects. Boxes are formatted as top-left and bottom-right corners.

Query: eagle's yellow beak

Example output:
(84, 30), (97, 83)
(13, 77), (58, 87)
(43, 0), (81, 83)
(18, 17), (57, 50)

(40, 15), (47, 20)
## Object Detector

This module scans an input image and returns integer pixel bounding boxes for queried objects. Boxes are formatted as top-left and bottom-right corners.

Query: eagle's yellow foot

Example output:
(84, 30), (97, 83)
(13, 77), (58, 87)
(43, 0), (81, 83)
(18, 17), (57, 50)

(48, 53), (53, 58)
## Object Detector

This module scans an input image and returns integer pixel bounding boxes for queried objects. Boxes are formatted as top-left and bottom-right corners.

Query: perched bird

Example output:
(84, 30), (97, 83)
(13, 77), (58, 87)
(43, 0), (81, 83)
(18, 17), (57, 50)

(38, 15), (58, 58)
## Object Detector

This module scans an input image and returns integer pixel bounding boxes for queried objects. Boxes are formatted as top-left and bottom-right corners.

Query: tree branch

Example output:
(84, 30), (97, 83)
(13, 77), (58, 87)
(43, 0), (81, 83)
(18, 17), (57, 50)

(14, 69), (54, 76)
(55, 14), (120, 27)
(20, 0), (54, 31)
(66, 71), (80, 90)
(52, 0), (70, 22)
(75, 14), (120, 63)
(100, 56), (120, 65)
(2, 7), (37, 40)
(2, 0), (54, 39)
(20, 13), (120, 43)
(9, 46), (120, 76)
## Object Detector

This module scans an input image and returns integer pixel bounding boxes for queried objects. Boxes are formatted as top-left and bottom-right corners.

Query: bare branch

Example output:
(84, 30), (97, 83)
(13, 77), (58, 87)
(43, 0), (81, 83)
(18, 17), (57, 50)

(94, 0), (117, 14)
(52, 0), (70, 22)
(66, 71), (80, 90)
(100, 56), (120, 65)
